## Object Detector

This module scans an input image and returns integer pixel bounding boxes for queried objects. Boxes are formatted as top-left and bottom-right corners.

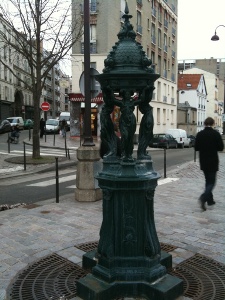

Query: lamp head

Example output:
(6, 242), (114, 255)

(211, 32), (220, 41)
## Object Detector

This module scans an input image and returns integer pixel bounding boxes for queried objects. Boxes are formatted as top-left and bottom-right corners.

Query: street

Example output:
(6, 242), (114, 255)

(0, 130), (197, 205)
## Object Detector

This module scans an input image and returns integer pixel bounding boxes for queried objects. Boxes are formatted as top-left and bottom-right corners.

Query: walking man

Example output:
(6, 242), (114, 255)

(195, 117), (224, 211)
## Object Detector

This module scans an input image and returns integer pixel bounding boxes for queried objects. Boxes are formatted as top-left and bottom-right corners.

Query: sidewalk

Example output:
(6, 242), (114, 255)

(0, 136), (225, 299)
(0, 134), (85, 177)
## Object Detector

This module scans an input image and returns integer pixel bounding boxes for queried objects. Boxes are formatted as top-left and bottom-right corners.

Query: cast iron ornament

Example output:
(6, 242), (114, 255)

(97, 2), (159, 162)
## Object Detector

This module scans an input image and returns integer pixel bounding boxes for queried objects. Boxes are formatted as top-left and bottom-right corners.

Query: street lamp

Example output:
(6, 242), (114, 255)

(211, 25), (225, 135)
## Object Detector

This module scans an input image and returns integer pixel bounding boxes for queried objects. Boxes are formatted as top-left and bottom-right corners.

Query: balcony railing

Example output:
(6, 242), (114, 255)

(81, 42), (97, 54)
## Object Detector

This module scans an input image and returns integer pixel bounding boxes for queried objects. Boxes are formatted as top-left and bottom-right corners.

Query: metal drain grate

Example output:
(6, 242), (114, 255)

(75, 241), (177, 253)
(7, 253), (88, 300)
(75, 240), (98, 252)
(169, 253), (225, 300)
(160, 242), (177, 252)
(7, 247), (225, 299)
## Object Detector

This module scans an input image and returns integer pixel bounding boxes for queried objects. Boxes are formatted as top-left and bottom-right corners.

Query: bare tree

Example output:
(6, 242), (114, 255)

(0, 0), (83, 158)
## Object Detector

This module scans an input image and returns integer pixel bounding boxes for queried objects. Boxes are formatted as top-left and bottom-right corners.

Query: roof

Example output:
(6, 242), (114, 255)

(178, 73), (202, 90)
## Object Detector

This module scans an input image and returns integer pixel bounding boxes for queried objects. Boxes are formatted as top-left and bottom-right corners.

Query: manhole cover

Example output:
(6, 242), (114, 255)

(7, 253), (88, 300)
(169, 253), (225, 299)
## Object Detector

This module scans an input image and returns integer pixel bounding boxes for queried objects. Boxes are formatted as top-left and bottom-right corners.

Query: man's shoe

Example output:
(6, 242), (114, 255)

(207, 200), (216, 206)
(198, 197), (206, 211)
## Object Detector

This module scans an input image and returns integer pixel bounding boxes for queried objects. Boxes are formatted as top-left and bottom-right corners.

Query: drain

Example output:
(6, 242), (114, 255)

(75, 241), (177, 253)
(7, 246), (225, 300)
(160, 242), (177, 252)
(75, 240), (98, 252)
(7, 253), (88, 300)
(169, 253), (225, 299)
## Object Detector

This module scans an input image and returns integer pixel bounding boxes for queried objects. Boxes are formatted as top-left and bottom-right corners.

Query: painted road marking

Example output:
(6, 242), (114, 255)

(158, 178), (179, 185)
(27, 174), (76, 187)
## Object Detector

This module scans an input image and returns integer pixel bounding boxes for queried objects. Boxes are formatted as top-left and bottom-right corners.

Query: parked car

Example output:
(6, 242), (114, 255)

(24, 119), (34, 129)
(149, 133), (178, 149)
(0, 120), (11, 134)
(7, 117), (24, 130)
(44, 119), (60, 134)
(165, 129), (192, 148)
(187, 134), (196, 147)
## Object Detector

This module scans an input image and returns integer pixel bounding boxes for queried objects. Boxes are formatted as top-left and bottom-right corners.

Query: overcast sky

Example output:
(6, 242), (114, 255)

(177, 0), (225, 61)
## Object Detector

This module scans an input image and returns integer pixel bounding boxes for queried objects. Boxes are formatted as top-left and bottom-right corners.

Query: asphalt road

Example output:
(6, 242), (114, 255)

(0, 130), (196, 205)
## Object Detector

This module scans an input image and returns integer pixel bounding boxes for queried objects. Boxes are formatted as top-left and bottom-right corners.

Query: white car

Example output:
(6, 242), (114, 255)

(44, 119), (60, 134)
(165, 129), (192, 148)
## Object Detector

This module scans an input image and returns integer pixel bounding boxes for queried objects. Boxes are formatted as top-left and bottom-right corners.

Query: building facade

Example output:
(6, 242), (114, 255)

(178, 73), (207, 133)
(0, 14), (34, 120)
(71, 0), (178, 136)
(182, 67), (223, 133)
(178, 58), (225, 116)
(0, 14), (69, 122)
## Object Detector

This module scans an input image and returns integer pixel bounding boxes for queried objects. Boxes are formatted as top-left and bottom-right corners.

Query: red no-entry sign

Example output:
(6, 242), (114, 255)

(41, 102), (50, 111)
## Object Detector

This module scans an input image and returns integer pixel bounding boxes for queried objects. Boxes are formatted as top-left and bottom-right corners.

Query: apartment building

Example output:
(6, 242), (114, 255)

(71, 0), (178, 136)
(0, 14), (68, 121)
(178, 73), (207, 133)
(41, 51), (61, 119)
(178, 58), (225, 114)
(0, 14), (34, 120)
(59, 74), (72, 112)
(181, 67), (223, 133)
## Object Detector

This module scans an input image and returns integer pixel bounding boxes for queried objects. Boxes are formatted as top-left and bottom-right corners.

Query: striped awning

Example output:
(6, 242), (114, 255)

(69, 93), (103, 103)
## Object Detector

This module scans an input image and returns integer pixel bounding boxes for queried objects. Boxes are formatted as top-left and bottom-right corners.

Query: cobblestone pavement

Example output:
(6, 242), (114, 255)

(0, 135), (224, 300)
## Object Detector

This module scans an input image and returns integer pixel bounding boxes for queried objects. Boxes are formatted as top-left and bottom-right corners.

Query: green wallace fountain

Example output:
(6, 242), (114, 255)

(77, 3), (183, 299)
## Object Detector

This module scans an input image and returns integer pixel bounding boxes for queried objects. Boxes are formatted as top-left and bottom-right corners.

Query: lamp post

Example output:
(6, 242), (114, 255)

(83, 0), (95, 146)
(211, 25), (225, 135)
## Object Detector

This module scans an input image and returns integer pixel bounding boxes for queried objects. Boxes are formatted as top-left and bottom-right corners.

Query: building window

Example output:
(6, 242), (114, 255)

(164, 11), (168, 28)
(151, 51), (155, 65)
(151, 23), (156, 44)
(164, 33), (167, 52)
(90, 0), (97, 12)
(158, 29), (162, 48)
(163, 109), (166, 123)
(157, 108), (160, 123)
(158, 4), (162, 23)
(90, 24), (96, 42)
(137, 11), (142, 34)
